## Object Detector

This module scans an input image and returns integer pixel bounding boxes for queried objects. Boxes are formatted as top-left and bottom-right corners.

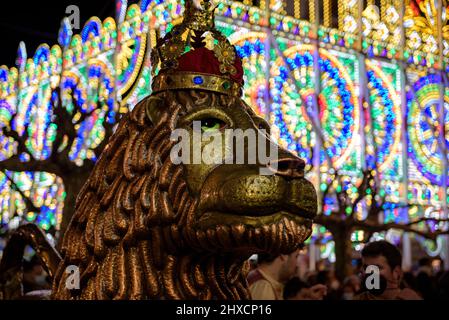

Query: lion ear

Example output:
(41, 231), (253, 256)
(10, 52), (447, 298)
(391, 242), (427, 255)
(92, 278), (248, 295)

(145, 96), (164, 125)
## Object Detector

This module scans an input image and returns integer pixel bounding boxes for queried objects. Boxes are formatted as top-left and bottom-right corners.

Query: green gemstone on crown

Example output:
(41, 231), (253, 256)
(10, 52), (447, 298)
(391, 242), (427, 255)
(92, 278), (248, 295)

(222, 81), (231, 90)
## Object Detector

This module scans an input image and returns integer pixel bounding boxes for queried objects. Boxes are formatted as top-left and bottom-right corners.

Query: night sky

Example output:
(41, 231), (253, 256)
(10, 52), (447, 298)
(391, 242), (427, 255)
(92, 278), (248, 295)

(0, 0), (116, 67)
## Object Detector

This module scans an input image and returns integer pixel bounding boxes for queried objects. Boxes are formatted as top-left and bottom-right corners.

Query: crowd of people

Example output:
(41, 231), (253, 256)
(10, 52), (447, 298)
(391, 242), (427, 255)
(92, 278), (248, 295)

(247, 240), (449, 300)
(19, 240), (449, 300)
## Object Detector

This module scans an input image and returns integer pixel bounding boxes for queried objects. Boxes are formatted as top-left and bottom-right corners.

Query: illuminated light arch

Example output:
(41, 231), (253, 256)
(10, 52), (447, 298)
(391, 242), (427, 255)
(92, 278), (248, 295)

(13, 85), (39, 137)
(32, 44), (55, 84)
(29, 87), (53, 160)
(61, 70), (92, 163)
(0, 100), (13, 125)
(49, 45), (63, 86)
(0, 0), (447, 254)
(141, 0), (153, 12)
(33, 44), (50, 66)
(81, 18), (105, 61)
(61, 70), (88, 111)
(61, 58), (115, 165)
(14, 43), (62, 160)
(318, 48), (360, 169)
(117, 5), (148, 97)
(81, 18), (102, 44)
(229, 31), (268, 117)
(365, 59), (402, 173)
(407, 74), (449, 186)
(272, 44), (359, 168)
(269, 43), (360, 168)
(68, 35), (83, 67)
(0, 66), (18, 99)
(101, 18), (117, 51)
(270, 44), (315, 161)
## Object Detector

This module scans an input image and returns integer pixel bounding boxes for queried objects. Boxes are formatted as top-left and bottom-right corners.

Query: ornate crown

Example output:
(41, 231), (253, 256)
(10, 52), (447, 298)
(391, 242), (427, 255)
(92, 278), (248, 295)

(150, 0), (244, 97)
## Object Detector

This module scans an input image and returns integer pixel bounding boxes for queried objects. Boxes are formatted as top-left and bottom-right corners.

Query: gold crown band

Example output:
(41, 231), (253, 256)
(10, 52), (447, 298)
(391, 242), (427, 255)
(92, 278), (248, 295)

(151, 72), (242, 96)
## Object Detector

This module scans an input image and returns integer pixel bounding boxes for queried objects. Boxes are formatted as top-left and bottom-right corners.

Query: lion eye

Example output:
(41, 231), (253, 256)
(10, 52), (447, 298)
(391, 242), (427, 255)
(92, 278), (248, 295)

(199, 118), (227, 132)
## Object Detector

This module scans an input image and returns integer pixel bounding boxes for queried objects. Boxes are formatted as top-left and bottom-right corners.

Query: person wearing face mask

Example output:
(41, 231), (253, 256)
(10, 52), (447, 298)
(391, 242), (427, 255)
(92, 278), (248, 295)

(355, 240), (422, 300)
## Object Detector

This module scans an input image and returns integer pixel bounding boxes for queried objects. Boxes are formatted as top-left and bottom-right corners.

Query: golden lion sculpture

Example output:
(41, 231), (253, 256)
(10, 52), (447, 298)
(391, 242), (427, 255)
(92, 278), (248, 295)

(53, 90), (316, 299)
(0, 0), (317, 300)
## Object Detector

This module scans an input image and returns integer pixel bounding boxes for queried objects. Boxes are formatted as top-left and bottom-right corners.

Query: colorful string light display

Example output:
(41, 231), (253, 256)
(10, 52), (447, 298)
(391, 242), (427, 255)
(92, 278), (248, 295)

(0, 0), (448, 259)
(407, 74), (449, 186)
(365, 59), (402, 174)
(270, 43), (315, 164)
(406, 72), (449, 211)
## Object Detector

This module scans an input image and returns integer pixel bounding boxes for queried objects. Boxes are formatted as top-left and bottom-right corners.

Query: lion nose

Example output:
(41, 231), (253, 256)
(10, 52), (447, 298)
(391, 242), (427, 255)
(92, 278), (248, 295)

(268, 157), (305, 179)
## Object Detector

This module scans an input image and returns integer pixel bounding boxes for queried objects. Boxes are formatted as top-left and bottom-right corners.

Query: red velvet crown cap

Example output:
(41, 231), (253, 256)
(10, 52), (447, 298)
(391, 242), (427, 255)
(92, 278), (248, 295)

(175, 47), (244, 85)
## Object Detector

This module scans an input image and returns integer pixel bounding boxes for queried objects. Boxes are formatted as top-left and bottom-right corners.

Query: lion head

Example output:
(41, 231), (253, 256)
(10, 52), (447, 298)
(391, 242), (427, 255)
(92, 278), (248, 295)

(51, 88), (316, 300)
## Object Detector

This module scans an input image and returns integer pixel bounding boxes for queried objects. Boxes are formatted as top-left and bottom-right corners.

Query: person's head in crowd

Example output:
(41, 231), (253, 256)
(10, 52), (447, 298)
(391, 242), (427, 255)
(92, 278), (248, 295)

(316, 270), (329, 285)
(417, 257), (433, 276)
(361, 240), (402, 291)
(358, 240), (421, 300)
(341, 275), (361, 299)
(283, 277), (310, 300)
(247, 249), (301, 300)
(327, 270), (340, 290)
(418, 257), (431, 267)
(316, 269), (340, 291)
(341, 283), (356, 300)
(283, 277), (328, 300)
(257, 249), (300, 283)
(415, 259), (437, 300)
